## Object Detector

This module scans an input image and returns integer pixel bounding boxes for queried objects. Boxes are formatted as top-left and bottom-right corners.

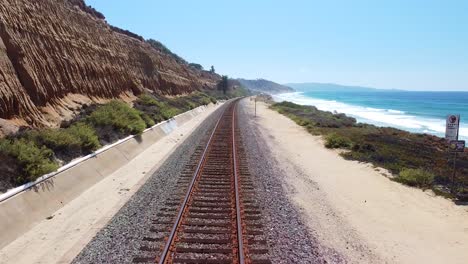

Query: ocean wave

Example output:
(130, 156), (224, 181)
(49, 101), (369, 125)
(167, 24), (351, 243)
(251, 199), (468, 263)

(273, 92), (468, 140)
(387, 109), (405, 114)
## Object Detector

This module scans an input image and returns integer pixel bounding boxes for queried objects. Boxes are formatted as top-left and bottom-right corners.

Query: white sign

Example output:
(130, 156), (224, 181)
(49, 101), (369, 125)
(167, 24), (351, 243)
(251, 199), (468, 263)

(445, 114), (460, 141)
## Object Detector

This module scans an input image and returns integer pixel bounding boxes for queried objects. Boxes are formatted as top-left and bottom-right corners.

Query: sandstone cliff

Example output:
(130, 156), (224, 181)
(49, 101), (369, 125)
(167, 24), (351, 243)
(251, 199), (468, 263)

(0, 0), (219, 132)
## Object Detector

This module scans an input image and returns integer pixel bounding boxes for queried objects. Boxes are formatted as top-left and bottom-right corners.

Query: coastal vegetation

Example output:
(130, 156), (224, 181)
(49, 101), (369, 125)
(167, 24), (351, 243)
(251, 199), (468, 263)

(0, 139), (59, 184)
(22, 123), (101, 161)
(0, 91), (228, 192)
(396, 168), (435, 188)
(271, 101), (468, 199)
(87, 101), (147, 136)
(147, 38), (188, 64)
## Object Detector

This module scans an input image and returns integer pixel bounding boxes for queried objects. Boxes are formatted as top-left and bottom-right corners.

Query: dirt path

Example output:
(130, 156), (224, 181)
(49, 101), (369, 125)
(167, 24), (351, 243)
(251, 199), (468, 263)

(242, 99), (468, 264)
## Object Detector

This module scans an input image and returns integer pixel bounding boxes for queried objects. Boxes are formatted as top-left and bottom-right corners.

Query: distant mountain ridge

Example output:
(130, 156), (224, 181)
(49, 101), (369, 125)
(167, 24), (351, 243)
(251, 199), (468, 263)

(237, 79), (294, 94)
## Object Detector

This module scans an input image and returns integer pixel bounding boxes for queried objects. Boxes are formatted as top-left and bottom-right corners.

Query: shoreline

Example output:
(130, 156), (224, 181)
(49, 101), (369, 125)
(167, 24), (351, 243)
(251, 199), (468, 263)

(244, 99), (468, 263)
(273, 91), (468, 141)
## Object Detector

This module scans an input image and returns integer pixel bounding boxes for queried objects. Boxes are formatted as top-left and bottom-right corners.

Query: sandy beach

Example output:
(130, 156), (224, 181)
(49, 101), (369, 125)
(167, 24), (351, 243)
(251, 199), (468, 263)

(242, 99), (468, 264)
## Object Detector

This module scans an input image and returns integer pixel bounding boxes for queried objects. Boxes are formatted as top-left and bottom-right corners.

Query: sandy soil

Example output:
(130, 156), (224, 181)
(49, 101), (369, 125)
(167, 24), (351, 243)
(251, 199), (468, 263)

(243, 100), (468, 264)
(0, 103), (221, 264)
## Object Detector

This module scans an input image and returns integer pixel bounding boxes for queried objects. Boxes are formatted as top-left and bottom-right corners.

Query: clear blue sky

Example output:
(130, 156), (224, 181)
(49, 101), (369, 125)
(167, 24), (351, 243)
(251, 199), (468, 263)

(85, 0), (468, 91)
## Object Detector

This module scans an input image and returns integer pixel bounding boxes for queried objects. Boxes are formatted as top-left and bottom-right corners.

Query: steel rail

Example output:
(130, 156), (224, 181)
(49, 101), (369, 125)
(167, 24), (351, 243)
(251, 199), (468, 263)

(158, 102), (232, 264)
(232, 102), (246, 264)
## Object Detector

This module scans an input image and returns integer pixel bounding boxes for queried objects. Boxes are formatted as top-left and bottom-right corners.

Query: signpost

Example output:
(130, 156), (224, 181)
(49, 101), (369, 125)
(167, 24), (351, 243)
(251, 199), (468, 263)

(445, 114), (462, 194)
(445, 114), (460, 141)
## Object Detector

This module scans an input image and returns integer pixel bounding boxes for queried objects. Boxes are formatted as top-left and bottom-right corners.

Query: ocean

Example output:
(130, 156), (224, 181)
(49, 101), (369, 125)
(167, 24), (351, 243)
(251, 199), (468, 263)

(274, 85), (468, 140)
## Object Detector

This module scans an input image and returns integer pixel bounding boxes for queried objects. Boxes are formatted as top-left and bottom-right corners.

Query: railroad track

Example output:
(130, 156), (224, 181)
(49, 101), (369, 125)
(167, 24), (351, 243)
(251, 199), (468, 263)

(132, 99), (270, 264)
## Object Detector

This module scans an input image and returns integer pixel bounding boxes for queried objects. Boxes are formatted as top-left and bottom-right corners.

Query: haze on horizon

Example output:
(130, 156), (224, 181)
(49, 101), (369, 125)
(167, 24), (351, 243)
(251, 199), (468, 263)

(86, 0), (468, 91)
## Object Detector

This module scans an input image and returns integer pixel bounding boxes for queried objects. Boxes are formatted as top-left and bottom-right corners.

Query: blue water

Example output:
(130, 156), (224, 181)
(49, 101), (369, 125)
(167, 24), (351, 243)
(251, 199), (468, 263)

(274, 86), (468, 140)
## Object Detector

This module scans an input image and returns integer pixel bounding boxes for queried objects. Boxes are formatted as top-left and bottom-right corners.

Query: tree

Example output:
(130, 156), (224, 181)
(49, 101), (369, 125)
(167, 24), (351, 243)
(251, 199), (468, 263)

(210, 65), (215, 73)
(217, 75), (229, 95)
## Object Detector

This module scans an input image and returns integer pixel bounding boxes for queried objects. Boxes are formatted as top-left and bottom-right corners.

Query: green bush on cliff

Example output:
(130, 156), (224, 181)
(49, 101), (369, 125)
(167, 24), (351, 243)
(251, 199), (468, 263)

(325, 133), (352, 149)
(396, 168), (434, 188)
(136, 94), (181, 122)
(24, 123), (100, 154)
(0, 139), (59, 184)
(25, 129), (80, 151)
(87, 101), (146, 135)
(139, 112), (155, 127)
(147, 39), (187, 64)
(136, 92), (217, 122)
(138, 94), (160, 106)
(67, 122), (101, 151)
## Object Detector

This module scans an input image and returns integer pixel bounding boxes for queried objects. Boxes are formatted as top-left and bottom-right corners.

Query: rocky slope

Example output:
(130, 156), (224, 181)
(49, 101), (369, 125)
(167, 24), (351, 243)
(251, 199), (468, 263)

(237, 78), (294, 94)
(0, 0), (219, 133)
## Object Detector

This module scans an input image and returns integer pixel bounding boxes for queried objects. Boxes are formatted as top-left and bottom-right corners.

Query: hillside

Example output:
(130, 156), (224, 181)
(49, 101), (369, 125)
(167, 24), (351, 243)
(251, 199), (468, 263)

(0, 0), (219, 134)
(237, 79), (294, 94)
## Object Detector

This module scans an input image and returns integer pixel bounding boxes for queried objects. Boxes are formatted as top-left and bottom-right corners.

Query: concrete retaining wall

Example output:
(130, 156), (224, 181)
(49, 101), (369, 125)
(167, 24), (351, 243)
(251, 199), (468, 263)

(0, 104), (213, 249)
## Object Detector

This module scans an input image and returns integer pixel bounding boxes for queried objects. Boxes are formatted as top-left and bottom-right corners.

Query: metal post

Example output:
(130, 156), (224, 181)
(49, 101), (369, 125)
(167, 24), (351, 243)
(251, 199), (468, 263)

(254, 97), (257, 117)
(451, 152), (457, 194)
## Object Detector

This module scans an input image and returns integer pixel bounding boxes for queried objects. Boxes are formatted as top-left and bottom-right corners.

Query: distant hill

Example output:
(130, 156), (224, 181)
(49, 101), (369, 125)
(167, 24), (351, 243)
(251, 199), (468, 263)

(286, 82), (400, 92)
(237, 79), (295, 94)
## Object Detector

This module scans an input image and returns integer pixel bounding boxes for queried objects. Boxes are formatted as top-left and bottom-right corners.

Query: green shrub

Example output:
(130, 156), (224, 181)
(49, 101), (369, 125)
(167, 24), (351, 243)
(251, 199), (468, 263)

(293, 117), (310, 127)
(200, 97), (211, 105)
(138, 94), (159, 106)
(87, 101), (146, 135)
(137, 94), (182, 120)
(139, 112), (155, 127)
(24, 123), (100, 153)
(67, 122), (101, 151)
(396, 168), (435, 188)
(0, 139), (59, 183)
(324, 133), (353, 149)
(160, 103), (181, 119)
(196, 92), (216, 105)
(25, 129), (81, 151)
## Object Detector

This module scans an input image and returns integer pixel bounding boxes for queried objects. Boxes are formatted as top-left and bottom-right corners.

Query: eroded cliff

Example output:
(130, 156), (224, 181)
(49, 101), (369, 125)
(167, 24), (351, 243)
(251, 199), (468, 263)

(0, 0), (219, 132)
